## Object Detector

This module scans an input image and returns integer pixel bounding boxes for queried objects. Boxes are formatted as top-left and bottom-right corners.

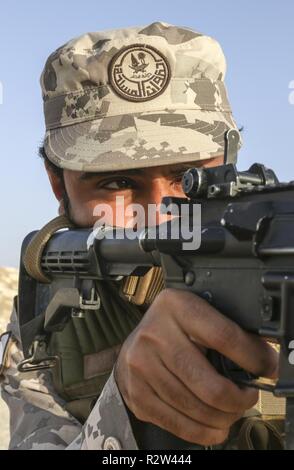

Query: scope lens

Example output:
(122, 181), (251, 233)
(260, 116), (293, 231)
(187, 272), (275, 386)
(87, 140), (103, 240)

(182, 168), (202, 197)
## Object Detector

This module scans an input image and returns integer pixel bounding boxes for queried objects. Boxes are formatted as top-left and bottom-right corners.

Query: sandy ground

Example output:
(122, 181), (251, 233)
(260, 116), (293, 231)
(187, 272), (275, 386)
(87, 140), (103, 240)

(0, 267), (18, 450)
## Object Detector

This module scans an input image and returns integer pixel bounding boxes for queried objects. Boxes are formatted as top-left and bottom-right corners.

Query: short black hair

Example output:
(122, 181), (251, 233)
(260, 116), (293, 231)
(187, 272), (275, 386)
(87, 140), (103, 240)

(38, 145), (64, 180)
(39, 144), (73, 220)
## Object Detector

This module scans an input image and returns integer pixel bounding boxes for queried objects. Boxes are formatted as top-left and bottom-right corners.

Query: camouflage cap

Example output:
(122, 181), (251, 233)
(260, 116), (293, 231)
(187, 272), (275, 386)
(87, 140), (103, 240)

(41, 21), (241, 172)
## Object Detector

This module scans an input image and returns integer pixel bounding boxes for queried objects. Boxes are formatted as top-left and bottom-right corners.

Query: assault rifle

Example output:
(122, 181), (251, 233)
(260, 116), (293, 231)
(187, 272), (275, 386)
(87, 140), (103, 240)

(17, 131), (294, 449)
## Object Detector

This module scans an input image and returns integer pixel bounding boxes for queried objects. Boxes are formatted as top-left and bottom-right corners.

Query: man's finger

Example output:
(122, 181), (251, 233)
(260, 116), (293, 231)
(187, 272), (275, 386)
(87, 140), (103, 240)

(127, 376), (230, 447)
(146, 357), (244, 429)
(168, 290), (278, 379)
(160, 332), (259, 413)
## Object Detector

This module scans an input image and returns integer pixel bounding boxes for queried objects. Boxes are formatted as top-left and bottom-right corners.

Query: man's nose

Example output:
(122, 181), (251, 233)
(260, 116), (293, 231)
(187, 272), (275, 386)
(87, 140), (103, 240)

(148, 178), (181, 204)
(144, 179), (184, 225)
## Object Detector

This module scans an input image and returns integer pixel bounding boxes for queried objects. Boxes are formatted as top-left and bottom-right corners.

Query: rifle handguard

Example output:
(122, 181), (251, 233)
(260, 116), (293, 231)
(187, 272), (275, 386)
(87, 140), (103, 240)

(23, 215), (75, 283)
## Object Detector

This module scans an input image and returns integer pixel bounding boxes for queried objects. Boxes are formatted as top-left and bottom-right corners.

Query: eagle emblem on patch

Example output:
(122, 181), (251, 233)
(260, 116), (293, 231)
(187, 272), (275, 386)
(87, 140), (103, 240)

(109, 44), (171, 102)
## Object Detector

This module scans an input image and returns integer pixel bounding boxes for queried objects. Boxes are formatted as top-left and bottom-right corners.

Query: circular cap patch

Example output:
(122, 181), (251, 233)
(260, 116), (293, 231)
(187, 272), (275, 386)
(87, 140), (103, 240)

(109, 44), (171, 102)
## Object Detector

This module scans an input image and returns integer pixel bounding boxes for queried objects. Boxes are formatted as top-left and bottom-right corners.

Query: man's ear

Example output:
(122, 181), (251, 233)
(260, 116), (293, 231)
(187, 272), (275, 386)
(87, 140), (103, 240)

(44, 161), (64, 202)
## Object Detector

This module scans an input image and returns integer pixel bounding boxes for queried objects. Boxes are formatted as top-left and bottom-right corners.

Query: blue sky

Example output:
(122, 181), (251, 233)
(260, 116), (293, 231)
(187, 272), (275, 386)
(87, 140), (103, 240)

(0, 0), (294, 267)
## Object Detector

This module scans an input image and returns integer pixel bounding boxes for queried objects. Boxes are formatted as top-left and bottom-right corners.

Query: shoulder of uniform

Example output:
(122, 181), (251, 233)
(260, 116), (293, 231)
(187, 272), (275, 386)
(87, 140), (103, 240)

(0, 331), (14, 376)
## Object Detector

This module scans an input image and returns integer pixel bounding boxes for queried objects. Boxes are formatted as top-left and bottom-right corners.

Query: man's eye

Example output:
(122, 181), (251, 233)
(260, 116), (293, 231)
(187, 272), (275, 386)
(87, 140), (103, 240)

(99, 178), (136, 190)
(172, 174), (185, 186)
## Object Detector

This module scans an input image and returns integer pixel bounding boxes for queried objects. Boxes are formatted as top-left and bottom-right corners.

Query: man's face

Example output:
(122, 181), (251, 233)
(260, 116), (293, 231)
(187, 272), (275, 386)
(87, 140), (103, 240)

(46, 155), (223, 228)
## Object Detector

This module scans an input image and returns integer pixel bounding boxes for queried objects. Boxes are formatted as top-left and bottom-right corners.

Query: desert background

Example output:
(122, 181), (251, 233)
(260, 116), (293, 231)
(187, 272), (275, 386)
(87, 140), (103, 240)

(0, 267), (18, 450)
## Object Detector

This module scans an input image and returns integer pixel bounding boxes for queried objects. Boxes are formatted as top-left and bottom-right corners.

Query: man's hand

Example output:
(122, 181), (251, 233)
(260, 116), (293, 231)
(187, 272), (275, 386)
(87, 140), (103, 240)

(115, 288), (278, 447)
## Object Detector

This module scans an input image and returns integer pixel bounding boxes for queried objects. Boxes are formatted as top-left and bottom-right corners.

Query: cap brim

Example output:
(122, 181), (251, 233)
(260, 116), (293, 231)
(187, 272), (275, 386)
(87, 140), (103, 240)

(45, 110), (240, 172)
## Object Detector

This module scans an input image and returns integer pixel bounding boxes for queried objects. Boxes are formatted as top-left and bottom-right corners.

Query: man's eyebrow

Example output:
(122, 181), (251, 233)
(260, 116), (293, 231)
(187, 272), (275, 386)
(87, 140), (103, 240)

(78, 169), (145, 180)
(167, 157), (224, 175)
(167, 164), (197, 174)
(166, 163), (205, 175)
(78, 161), (216, 181)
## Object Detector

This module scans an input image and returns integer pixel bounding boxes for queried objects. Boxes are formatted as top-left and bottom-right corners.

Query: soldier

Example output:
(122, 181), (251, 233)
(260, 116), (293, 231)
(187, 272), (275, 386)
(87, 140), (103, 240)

(0, 21), (282, 450)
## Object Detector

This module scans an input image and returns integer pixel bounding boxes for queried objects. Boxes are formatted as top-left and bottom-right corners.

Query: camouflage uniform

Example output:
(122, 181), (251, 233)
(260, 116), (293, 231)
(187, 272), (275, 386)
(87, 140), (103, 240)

(1, 302), (286, 450)
(1, 303), (138, 450)
(1, 22), (253, 450)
